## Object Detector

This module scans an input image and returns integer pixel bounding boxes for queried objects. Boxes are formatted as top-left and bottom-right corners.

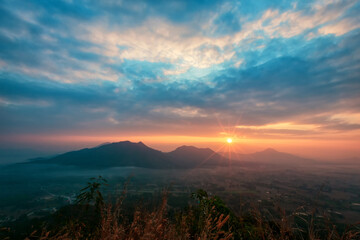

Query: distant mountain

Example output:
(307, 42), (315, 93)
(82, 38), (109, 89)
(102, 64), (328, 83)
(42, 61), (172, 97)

(32, 141), (174, 169)
(29, 142), (231, 169)
(166, 145), (228, 168)
(222, 148), (314, 165)
(0, 147), (50, 165)
(28, 142), (316, 169)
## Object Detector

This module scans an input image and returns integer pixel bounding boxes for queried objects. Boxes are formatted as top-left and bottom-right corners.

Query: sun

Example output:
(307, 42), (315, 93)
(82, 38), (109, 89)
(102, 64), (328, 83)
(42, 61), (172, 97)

(227, 138), (233, 143)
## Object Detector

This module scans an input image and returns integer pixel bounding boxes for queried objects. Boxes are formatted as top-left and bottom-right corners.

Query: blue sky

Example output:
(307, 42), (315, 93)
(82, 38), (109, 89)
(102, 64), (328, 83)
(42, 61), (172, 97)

(0, 0), (359, 159)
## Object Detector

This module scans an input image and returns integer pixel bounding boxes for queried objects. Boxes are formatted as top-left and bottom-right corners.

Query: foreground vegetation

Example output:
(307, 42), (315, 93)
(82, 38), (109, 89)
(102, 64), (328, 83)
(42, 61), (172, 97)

(1, 177), (359, 240)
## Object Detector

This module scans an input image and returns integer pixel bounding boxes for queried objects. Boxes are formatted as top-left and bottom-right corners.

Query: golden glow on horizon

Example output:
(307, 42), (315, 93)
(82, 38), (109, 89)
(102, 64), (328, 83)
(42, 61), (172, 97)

(6, 133), (360, 159)
(227, 138), (233, 143)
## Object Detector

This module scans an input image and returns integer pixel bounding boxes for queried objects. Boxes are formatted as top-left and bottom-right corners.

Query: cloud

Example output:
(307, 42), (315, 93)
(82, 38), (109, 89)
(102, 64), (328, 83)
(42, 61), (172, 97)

(1, 0), (359, 85)
(318, 17), (360, 36)
(0, 0), (359, 146)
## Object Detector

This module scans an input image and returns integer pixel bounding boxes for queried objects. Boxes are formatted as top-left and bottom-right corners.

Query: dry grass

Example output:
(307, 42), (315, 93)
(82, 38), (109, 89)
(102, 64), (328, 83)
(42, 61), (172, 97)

(25, 190), (233, 240)
(19, 188), (360, 240)
(241, 206), (360, 240)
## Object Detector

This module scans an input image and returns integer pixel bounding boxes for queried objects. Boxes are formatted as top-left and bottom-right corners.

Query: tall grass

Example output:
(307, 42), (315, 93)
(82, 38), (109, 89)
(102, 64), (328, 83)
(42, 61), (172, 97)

(4, 178), (356, 240)
(23, 190), (233, 240)
(20, 191), (360, 240)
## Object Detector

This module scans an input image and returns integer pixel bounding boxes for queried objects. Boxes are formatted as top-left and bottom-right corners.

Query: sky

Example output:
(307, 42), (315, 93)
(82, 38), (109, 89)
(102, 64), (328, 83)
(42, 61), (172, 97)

(0, 0), (360, 161)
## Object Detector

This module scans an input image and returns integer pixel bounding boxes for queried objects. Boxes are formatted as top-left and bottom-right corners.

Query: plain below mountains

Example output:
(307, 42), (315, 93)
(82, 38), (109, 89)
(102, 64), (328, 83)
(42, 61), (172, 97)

(27, 141), (315, 169)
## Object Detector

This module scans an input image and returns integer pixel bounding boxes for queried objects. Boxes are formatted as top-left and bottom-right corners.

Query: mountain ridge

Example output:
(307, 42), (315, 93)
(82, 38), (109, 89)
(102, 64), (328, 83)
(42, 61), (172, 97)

(220, 148), (314, 165)
(27, 141), (320, 169)
(166, 145), (227, 168)
(31, 141), (173, 169)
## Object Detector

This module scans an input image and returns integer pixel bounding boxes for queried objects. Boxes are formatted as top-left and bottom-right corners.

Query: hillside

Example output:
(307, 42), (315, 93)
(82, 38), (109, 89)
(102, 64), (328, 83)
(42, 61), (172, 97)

(166, 145), (227, 168)
(29, 141), (230, 169)
(221, 148), (314, 165)
(28, 142), (319, 169)
(32, 141), (174, 169)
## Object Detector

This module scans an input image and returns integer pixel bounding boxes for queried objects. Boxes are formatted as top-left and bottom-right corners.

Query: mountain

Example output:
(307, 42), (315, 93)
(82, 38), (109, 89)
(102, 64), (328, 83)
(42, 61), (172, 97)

(28, 142), (315, 169)
(29, 142), (230, 169)
(223, 148), (314, 165)
(32, 141), (174, 169)
(0, 147), (49, 165)
(166, 145), (228, 168)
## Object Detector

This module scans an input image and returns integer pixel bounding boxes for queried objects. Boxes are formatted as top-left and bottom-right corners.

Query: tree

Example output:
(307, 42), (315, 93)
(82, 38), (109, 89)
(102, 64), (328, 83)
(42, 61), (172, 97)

(76, 176), (108, 210)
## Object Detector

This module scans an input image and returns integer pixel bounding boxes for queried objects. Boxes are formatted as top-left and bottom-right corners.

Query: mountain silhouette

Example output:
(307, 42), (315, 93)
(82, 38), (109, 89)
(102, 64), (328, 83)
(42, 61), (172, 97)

(28, 141), (315, 169)
(33, 141), (174, 169)
(31, 142), (230, 169)
(166, 145), (228, 168)
(226, 148), (314, 165)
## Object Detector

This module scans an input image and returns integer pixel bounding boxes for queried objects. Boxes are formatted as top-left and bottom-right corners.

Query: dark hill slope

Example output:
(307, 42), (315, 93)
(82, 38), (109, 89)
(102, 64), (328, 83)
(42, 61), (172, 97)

(35, 141), (174, 169)
(227, 148), (314, 165)
(166, 145), (228, 168)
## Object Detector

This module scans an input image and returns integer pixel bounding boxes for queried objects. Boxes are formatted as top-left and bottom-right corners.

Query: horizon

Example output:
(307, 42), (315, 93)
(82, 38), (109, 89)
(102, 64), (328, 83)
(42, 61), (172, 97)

(1, 139), (359, 165)
(1, 0), (360, 163)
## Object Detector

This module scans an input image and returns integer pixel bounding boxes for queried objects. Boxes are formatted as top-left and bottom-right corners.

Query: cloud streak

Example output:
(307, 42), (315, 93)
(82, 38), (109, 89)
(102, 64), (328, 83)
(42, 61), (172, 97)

(0, 0), (359, 158)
